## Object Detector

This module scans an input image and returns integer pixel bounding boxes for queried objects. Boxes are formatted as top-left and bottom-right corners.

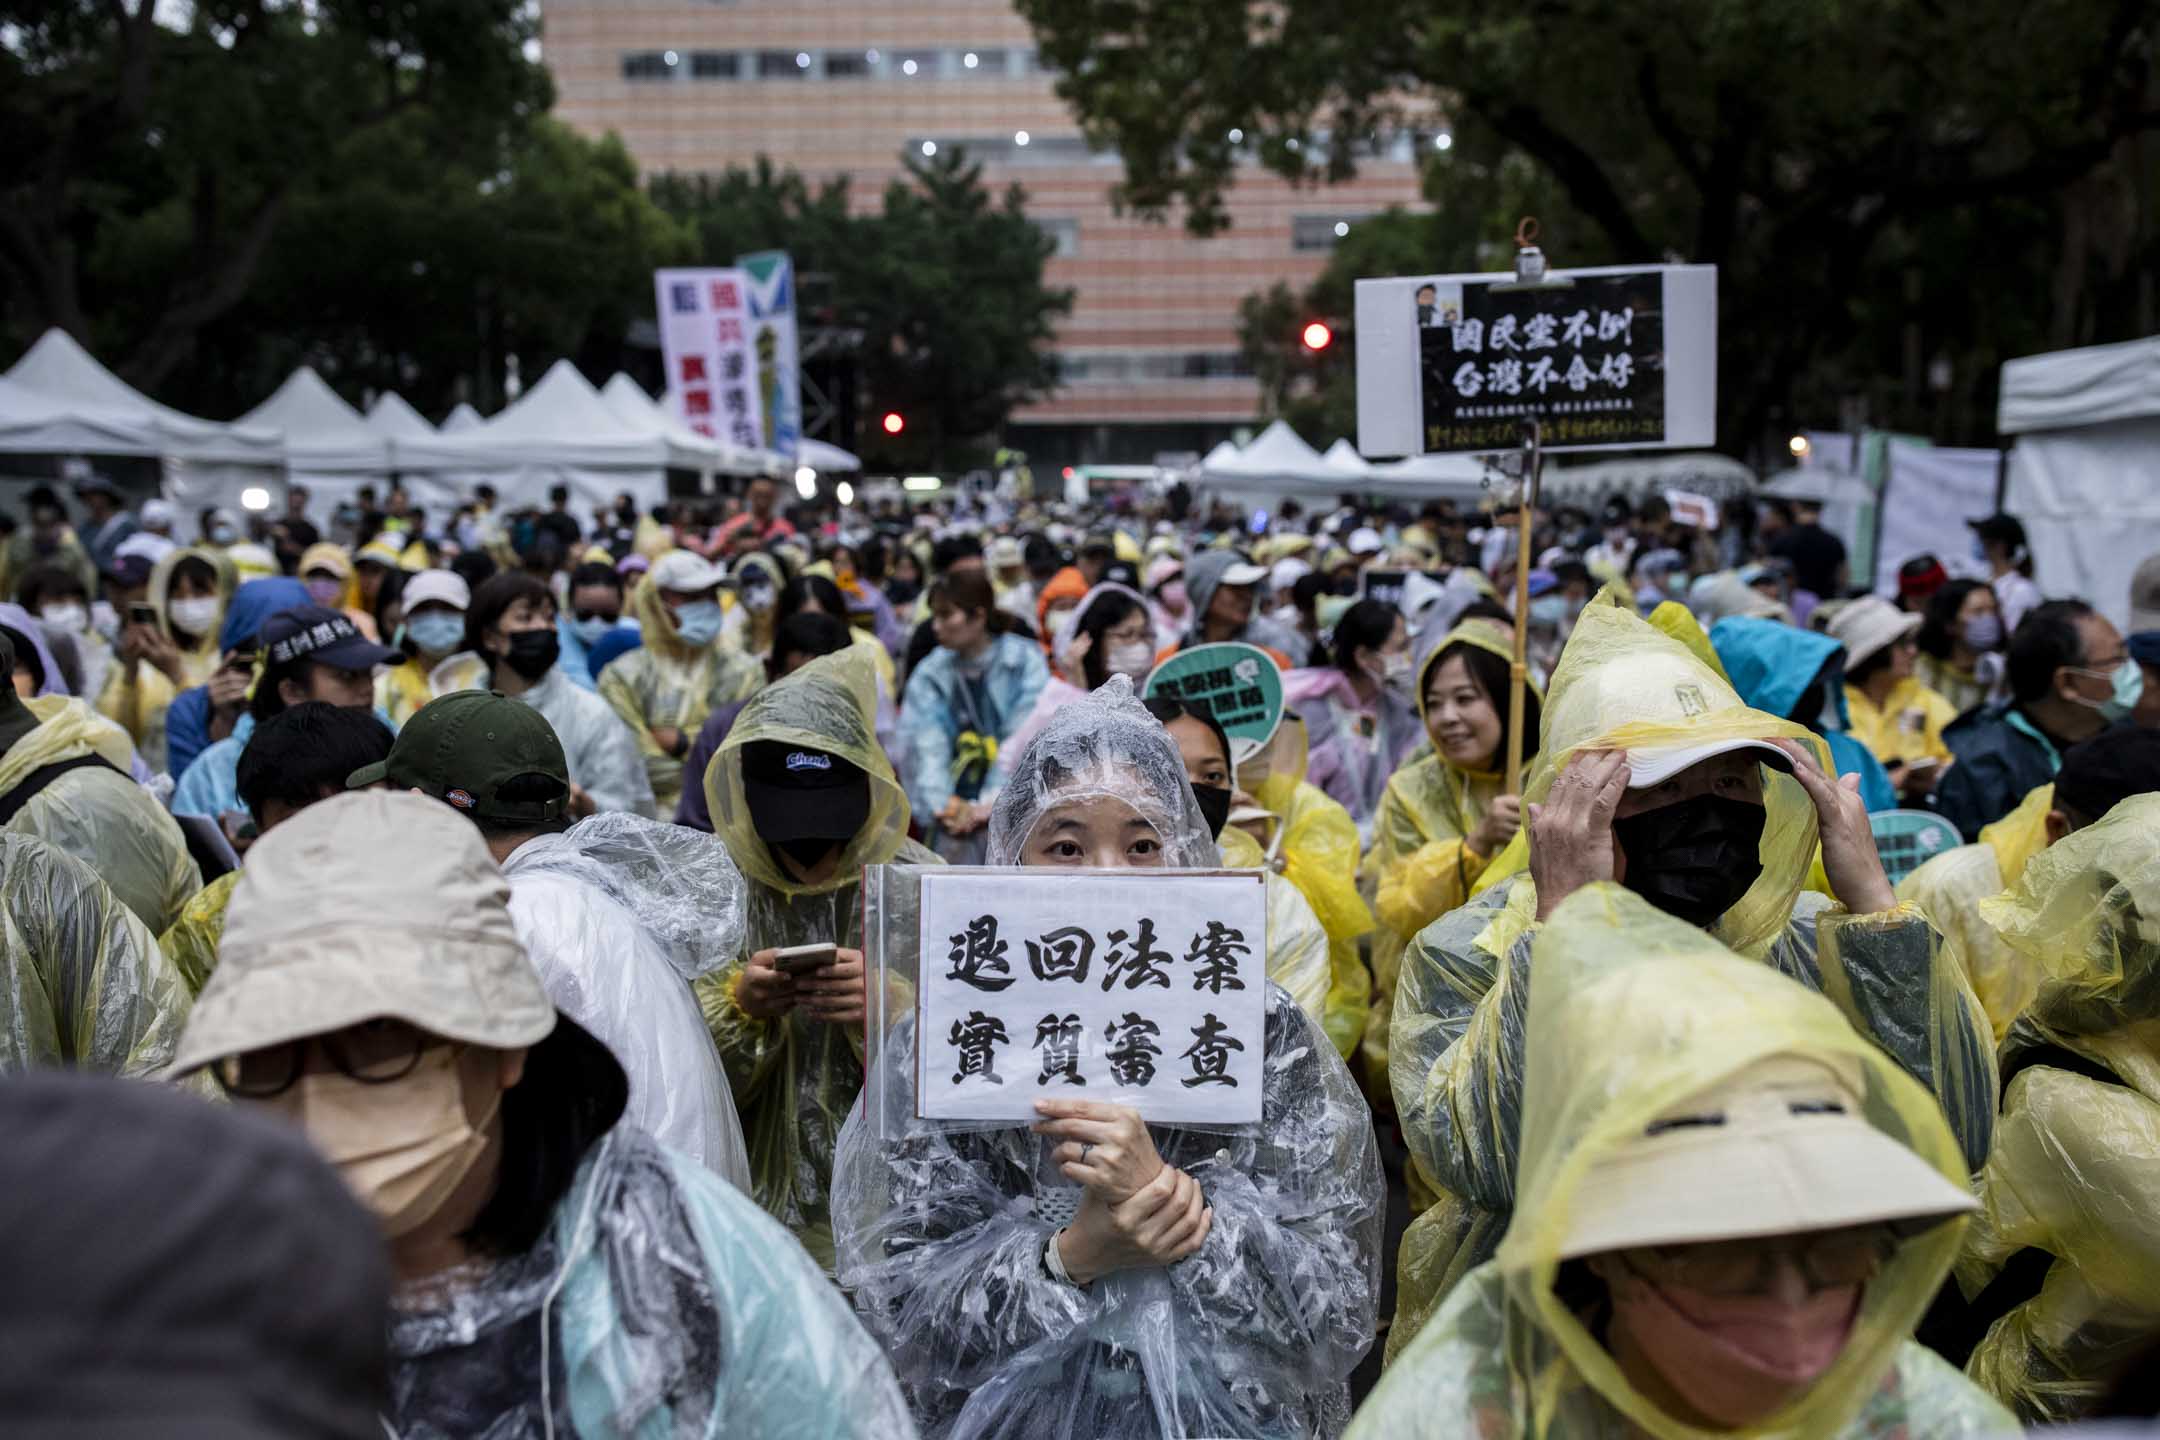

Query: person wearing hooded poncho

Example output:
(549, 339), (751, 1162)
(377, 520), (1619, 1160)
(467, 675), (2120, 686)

(1350, 884), (2016, 1439)
(1285, 597), (1424, 843)
(169, 791), (913, 1440)
(694, 647), (942, 1269)
(1710, 614), (1899, 814)
(96, 544), (234, 774)
(832, 676), (1383, 1440)
(597, 550), (764, 816)
(1385, 597), (1998, 1358)
(1359, 616), (1540, 1098)
(1155, 549), (1306, 668)
(1943, 792), (2160, 1425)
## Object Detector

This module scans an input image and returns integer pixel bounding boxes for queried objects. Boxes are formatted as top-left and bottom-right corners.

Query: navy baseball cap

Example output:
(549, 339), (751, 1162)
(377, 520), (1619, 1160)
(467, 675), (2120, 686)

(260, 605), (404, 671)
(740, 740), (871, 843)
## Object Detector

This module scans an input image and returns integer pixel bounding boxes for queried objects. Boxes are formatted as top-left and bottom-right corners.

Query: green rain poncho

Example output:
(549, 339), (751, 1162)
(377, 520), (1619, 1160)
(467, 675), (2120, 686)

(1385, 600), (1997, 1358)
(1954, 793), (2160, 1424)
(0, 830), (190, 1076)
(1350, 884), (2017, 1439)
(599, 562), (765, 815)
(694, 648), (939, 1268)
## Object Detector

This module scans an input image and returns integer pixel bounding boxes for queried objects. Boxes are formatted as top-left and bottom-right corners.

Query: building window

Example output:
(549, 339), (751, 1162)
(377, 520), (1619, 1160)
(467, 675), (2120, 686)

(1033, 218), (1079, 257)
(823, 51), (869, 78)
(622, 51), (676, 82)
(756, 50), (806, 78)
(1291, 214), (1366, 251)
(690, 51), (739, 79)
(892, 49), (938, 77)
(1056, 351), (1252, 384)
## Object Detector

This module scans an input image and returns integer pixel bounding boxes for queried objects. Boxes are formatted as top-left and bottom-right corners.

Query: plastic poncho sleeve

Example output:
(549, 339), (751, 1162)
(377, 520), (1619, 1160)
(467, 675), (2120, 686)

(0, 698), (203, 935)
(1214, 828), (1354, 1055)
(542, 680), (659, 820)
(833, 988), (1381, 1440)
(0, 832), (189, 1077)
(157, 869), (240, 997)
(1266, 781), (1374, 1061)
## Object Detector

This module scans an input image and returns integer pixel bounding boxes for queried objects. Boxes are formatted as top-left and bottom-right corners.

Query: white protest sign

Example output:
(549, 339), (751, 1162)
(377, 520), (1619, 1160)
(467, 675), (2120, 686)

(652, 268), (765, 451)
(916, 870), (1268, 1124)
(1355, 263), (1717, 458)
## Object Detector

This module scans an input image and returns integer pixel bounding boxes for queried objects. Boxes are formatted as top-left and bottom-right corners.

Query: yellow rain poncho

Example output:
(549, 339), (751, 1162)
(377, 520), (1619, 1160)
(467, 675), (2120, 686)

(1, 696), (201, 934)
(1360, 619), (1531, 1094)
(599, 566), (765, 815)
(1352, 884), (2017, 1438)
(693, 648), (937, 1268)
(1216, 823), (1347, 1051)
(158, 868), (240, 997)
(95, 546), (234, 773)
(0, 830), (190, 1076)
(1386, 599), (1996, 1356)
(1954, 793), (2160, 1424)
(1236, 716), (1374, 1061)
(1897, 782), (2055, 1040)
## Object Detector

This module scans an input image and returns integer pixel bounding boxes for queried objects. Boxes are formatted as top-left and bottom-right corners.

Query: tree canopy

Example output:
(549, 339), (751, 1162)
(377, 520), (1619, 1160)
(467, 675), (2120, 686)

(1020, 0), (2160, 455)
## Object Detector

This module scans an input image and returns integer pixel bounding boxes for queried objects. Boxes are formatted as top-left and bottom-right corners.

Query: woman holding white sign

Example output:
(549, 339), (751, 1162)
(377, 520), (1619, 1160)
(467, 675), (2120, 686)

(833, 677), (1383, 1440)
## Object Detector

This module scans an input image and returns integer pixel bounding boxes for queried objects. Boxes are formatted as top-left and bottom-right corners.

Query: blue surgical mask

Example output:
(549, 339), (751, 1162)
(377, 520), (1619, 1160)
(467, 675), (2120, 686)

(571, 615), (613, 647)
(1530, 595), (1568, 628)
(2070, 658), (2144, 723)
(405, 612), (465, 656)
(1960, 614), (2004, 653)
(672, 600), (724, 647)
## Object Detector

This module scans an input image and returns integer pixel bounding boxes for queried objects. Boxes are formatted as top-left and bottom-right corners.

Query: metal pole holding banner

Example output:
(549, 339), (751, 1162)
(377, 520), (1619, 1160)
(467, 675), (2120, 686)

(1507, 416), (1542, 795)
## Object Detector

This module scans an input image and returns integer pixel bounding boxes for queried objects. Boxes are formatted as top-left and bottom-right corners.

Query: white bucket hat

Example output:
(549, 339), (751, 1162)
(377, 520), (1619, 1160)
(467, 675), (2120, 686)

(1555, 1054), (1977, 1260)
(1827, 595), (1924, 671)
(170, 791), (556, 1075)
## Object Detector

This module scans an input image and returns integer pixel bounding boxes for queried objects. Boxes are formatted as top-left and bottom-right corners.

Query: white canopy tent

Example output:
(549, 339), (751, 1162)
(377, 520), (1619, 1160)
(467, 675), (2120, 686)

(799, 436), (861, 473)
(237, 366), (392, 530)
(597, 373), (743, 481)
(2, 329), (284, 530)
(1998, 336), (2160, 633)
(396, 360), (669, 518)
(440, 402), (485, 433)
(1199, 421), (1493, 504)
(365, 391), (437, 442)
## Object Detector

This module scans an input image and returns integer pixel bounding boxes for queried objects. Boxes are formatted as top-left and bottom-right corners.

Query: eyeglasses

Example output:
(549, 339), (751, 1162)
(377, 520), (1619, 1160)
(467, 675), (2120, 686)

(1623, 1223), (1899, 1297)
(213, 1019), (443, 1099)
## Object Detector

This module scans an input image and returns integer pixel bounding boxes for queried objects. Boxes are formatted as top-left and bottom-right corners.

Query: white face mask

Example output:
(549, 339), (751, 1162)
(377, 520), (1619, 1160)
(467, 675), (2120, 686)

(1379, 651), (1413, 687)
(38, 603), (87, 635)
(167, 596), (221, 638)
(1106, 638), (1156, 680)
(289, 1045), (497, 1239)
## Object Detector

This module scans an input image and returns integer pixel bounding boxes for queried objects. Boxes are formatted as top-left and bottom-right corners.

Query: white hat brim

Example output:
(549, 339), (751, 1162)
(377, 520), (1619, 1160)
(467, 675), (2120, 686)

(1626, 738), (1795, 788)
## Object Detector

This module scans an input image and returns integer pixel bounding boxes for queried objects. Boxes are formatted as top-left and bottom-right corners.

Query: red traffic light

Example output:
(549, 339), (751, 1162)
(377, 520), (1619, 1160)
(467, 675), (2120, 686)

(1300, 321), (1333, 352)
(881, 411), (906, 435)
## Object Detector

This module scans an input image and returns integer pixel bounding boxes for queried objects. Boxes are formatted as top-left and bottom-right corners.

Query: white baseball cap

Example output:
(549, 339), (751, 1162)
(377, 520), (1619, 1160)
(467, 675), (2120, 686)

(649, 549), (724, 595)
(1556, 1054), (1976, 1259)
(1625, 737), (1796, 789)
(401, 569), (470, 613)
(1827, 595), (1924, 671)
(1347, 526), (1385, 556)
(1217, 561), (1268, 587)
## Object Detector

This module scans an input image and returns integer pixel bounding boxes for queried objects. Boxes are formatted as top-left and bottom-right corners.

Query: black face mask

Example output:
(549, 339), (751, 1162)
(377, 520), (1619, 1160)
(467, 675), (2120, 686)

(500, 628), (560, 681)
(1610, 793), (1767, 929)
(1192, 782), (1233, 838)
(774, 836), (839, 869)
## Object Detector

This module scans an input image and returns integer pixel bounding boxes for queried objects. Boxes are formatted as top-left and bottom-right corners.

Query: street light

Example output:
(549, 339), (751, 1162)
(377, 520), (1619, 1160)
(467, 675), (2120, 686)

(239, 486), (271, 512)
(836, 481), (855, 507)
(1789, 435), (1810, 459)
(1301, 321), (1333, 352)
(881, 411), (906, 435)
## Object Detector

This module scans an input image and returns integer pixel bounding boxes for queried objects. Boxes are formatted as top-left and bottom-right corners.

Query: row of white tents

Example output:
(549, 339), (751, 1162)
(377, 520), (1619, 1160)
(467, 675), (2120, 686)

(0, 328), (862, 535)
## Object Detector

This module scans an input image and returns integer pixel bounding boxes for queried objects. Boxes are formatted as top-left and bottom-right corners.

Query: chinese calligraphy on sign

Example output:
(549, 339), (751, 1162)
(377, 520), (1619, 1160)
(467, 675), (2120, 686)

(1141, 643), (1285, 758)
(652, 267), (766, 451)
(1416, 272), (1665, 452)
(916, 870), (1268, 1123)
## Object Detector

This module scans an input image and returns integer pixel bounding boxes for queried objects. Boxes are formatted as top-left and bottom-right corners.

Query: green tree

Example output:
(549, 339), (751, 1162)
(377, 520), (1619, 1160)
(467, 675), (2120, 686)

(0, 0), (548, 389)
(1019, 0), (2160, 455)
(651, 148), (1073, 471)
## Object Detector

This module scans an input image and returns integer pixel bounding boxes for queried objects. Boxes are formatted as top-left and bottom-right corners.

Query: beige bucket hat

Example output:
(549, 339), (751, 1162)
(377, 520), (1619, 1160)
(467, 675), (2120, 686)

(1556, 1054), (1977, 1259)
(171, 790), (556, 1075)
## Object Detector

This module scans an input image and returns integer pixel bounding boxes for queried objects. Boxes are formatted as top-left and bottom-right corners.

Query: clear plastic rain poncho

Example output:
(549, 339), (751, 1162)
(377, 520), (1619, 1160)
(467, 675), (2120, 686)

(1386, 597), (1997, 1357)
(1215, 823), (1346, 1049)
(1896, 781), (2056, 1041)
(1955, 793), (2160, 1424)
(0, 830), (188, 1075)
(695, 647), (939, 1268)
(0, 695), (201, 934)
(833, 677), (1384, 1440)
(1351, 884), (2018, 1439)
(501, 812), (753, 1189)
(1359, 619), (1529, 1093)
(389, 1124), (919, 1439)
(1230, 712), (1375, 1061)
(597, 565), (765, 815)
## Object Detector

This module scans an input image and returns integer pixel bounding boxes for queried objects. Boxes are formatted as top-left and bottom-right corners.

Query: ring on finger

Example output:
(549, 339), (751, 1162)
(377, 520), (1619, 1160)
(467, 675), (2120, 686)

(1080, 1142), (1093, 1162)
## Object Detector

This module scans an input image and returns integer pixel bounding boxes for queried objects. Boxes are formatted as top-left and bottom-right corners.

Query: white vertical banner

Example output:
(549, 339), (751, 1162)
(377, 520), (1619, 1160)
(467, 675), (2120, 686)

(738, 250), (800, 461)
(653, 268), (764, 452)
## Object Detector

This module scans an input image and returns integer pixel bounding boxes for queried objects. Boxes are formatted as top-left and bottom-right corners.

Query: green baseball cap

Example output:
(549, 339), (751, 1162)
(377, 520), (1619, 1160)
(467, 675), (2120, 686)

(347, 689), (568, 823)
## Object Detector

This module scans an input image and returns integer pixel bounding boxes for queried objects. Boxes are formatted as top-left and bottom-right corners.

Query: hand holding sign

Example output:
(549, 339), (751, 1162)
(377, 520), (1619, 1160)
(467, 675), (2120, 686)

(1032, 1096), (1166, 1201)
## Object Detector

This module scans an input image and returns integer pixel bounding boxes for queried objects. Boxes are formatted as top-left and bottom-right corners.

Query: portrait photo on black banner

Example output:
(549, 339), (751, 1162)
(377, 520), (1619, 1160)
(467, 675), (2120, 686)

(1417, 270), (1667, 453)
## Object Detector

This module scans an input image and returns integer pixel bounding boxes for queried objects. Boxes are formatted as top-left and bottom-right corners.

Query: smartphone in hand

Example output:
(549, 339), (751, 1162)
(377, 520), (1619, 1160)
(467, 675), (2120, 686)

(773, 942), (838, 976)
